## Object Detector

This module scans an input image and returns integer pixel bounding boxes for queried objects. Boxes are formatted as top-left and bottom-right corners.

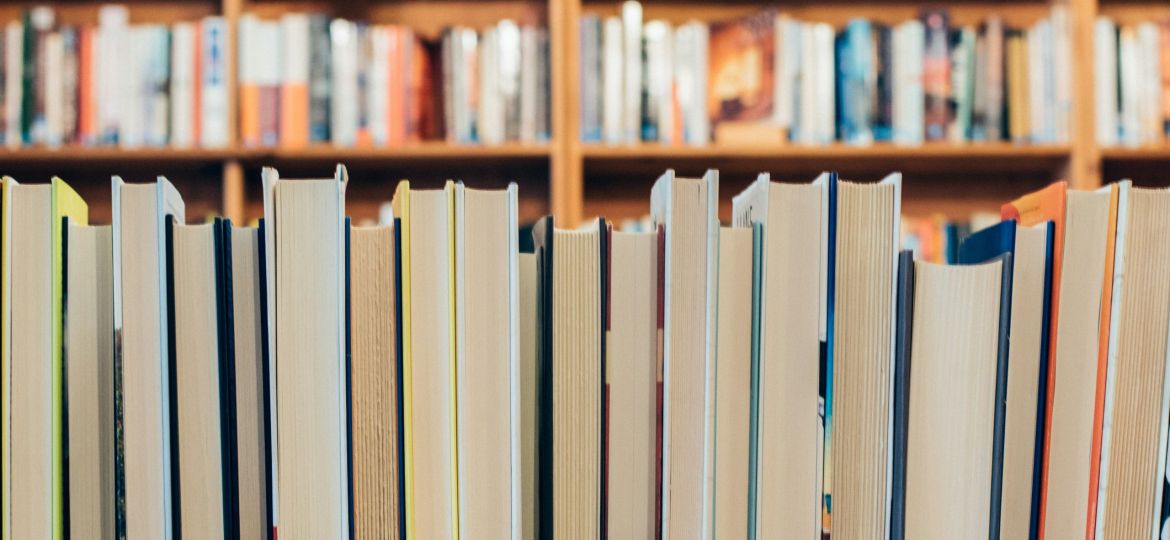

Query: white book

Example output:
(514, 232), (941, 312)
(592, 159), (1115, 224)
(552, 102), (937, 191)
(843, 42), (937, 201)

(519, 24), (538, 143)
(1137, 23), (1162, 145)
(497, 20), (521, 142)
(1027, 21), (1047, 143)
(607, 230), (659, 538)
(170, 22), (197, 148)
(44, 32), (64, 147)
(119, 27), (147, 148)
(1051, 6), (1071, 143)
(368, 26), (391, 146)
(651, 169), (719, 538)
(774, 15), (800, 135)
(330, 19), (358, 146)
(200, 16), (229, 148)
(621, 1), (642, 142)
(1094, 17), (1118, 147)
(812, 23), (836, 144)
(894, 21), (925, 145)
(1119, 28), (1140, 147)
(98, 6), (128, 144)
(113, 175), (185, 539)
(261, 166), (350, 538)
(391, 181), (458, 538)
(644, 20), (672, 143)
(477, 27), (503, 145)
(65, 222), (115, 540)
(602, 16), (624, 143)
(712, 226), (753, 539)
(3, 22), (21, 146)
(732, 173), (823, 537)
(454, 184), (520, 537)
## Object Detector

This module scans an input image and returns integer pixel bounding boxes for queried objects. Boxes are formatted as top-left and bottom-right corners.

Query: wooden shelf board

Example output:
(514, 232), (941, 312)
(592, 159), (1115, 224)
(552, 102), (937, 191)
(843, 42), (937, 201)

(582, 142), (1070, 160)
(0, 147), (254, 163)
(265, 142), (552, 161)
(1100, 146), (1170, 161)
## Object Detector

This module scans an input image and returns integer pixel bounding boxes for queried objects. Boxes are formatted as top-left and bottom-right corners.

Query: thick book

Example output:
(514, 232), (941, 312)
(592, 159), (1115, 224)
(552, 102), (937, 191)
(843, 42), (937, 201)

(902, 254), (1012, 539)
(65, 220), (115, 540)
(606, 230), (659, 537)
(261, 166), (350, 538)
(454, 184), (520, 536)
(167, 218), (238, 538)
(712, 226), (753, 538)
(2, 176), (87, 539)
(650, 169), (719, 537)
(113, 175), (184, 539)
(823, 172), (901, 537)
(731, 173), (822, 537)
(533, 216), (607, 538)
(1094, 184), (1170, 538)
(390, 181), (458, 539)
(349, 224), (401, 538)
(959, 219), (1055, 540)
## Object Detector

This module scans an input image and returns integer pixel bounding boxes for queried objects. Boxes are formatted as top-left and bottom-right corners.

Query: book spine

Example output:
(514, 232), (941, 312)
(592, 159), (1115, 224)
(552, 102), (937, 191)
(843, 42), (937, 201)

(308, 14), (331, 144)
(581, 15), (602, 142)
(986, 17), (1005, 142)
(873, 24), (893, 142)
(200, 16), (229, 148)
(280, 14), (310, 148)
(622, 1), (642, 143)
(170, 23), (194, 148)
(922, 9), (950, 141)
(602, 17), (623, 143)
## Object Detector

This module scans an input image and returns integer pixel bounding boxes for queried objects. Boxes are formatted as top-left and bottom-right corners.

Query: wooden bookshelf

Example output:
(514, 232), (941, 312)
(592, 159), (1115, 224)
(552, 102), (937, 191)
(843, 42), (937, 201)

(0, 0), (1158, 226)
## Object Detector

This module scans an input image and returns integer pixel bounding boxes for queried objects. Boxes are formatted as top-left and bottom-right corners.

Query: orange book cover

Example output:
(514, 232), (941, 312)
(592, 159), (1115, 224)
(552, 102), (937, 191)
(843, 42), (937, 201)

(387, 26), (406, 147)
(241, 82), (261, 146)
(1002, 180), (1068, 540)
(78, 27), (93, 143)
(1084, 183), (1120, 539)
(281, 83), (308, 148)
(1161, 22), (1170, 132)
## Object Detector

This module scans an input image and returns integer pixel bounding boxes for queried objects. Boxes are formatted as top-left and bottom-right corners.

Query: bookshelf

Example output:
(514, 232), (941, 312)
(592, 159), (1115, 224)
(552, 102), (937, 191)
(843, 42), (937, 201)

(0, 0), (1159, 227)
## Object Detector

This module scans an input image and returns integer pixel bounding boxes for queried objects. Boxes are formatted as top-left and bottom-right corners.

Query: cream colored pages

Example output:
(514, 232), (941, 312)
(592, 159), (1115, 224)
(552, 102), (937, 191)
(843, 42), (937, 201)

(1043, 190), (1110, 540)
(351, 226), (398, 539)
(457, 188), (513, 537)
(66, 224), (115, 540)
(173, 224), (225, 539)
(607, 231), (658, 538)
(519, 252), (537, 540)
(275, 179), (345, 538)
(713, 227), (752, 538)
(905, 260), (1003, 540)
(409, 189), (455, 539)
(999, 223), (1049, 540)
(552, 226), (601, 538)
(10, 185), (52, 539)
(230, 227), (267, 540)
(1099, 188), (1170, 539)
(834, 178), (897, 539)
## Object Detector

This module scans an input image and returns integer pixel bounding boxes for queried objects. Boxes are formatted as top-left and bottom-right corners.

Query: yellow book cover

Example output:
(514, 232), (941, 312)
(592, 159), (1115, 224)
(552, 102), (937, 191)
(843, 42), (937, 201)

(391, 181), (415, 538)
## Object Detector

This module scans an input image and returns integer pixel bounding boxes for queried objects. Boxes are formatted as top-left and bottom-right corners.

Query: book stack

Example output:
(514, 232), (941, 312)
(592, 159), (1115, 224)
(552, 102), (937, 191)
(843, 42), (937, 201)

(5, 165), (1170, 539)
(580, 2), (1073, 146)
(1094, 17), (1170, 147)
(238, 13), (550, 148)
(0, 5), (230, 149)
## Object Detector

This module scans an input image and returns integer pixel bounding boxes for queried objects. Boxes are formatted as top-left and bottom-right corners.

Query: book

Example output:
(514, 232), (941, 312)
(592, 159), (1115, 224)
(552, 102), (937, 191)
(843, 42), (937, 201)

(823, 172), (901, 537)
(922, 8), (951, 141)
(280, 13), (310, 148)
(533, 216), (607, 538)
(349, 224), (400, 538)
(391, 181), (458, 539)
(731, 173), (822, 537)
(454, 184), (520, 536)
(228, 226), (269, 539)
(650, 169), (719, 536)
(712, 226), (753, 538)
(606, 229), (660, 537)
(112, 175), (184, 538)
(261, 166), (350, 538)
(65, 221), (115, 540)
(168, 219), (237, 538)
(1094, 185), (1170, 538)
(902, 254), (1012, 538)
(707, 9), (776, 142)
(200, 16), (229, 148)
(2, 176), (86, 539)
(837, 19), (874, 145)
(621, 1), (642, 142)
(519, 252), (537, 540)
(959, 219), (1055, 540)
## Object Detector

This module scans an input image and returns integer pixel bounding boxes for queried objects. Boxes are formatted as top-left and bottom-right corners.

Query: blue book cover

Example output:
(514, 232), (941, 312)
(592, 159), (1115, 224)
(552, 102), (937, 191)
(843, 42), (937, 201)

(836, 20), (874, 145)
(747, 222), (763, 538)
(958, 219), (1056, 540)
(820, 171), (838, 535)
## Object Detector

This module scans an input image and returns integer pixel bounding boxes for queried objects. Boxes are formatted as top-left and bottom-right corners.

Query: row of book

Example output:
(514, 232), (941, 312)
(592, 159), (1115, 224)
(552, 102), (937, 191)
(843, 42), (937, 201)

(239, 14), (550, 148)
(0, 6), (230, 148)
(0, 5), (551, 149)
(1095, 17), (1170, 148)
(580, 2), (1073, 146)
(4, 168), (1170, 538)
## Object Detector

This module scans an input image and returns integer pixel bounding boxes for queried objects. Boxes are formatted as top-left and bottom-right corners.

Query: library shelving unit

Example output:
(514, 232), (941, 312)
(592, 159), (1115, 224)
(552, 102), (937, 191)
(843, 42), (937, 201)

(0, 0), (1162, 226)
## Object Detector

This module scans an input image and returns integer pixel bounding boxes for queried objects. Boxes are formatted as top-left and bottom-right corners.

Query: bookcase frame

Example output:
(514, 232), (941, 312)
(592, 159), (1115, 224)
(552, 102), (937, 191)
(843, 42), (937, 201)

(0, 0), (1164, 226)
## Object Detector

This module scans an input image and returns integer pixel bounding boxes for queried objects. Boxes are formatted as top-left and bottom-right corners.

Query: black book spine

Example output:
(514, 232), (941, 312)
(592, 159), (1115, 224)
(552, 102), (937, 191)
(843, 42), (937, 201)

(164, 216), (182, 539)
(256, 218), (275, 539)
(214, 219), (241, 540)
(890, 249), (915, 540)
(393, 218), (407, 539)
(988, 252), (1014, 540)
(532, 216), (554, 539)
